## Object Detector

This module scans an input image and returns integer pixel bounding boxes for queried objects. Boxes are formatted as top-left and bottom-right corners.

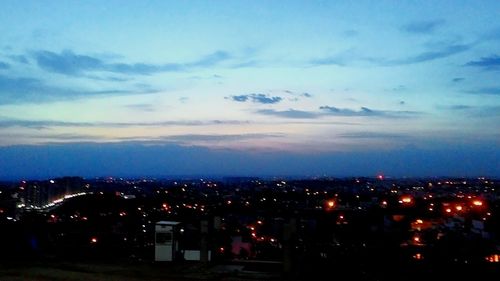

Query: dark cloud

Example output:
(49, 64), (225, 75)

(452, 77), (465, 83)
(465, 55), (500, 71)
(231, 95), (248, 102)
(256, 109), (318, 119)
(319, 106), (378, 116)
(33, 49), (231, 76)
(339, 132), (409, 139)
(447, 105), (474, 110)
(466, 87), (500, 95)
(0, 75), (50, 103)
(0, 74), (158, 104)
(35, 50), (103, 75)
(255, 106), (421, 119)
(230, 93), (282, 104)
(0, 117), (250, 129)
(0, 61), (10, 69)
(162, 133), (284, 143)
(401, 20), (445, 34)
(0, 118), (94, 129)
(320, 106), (420, 118)
(384, 44), (471, 65)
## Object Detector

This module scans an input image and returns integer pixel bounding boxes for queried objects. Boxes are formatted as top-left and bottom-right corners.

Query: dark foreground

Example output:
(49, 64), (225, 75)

(1, 260), (500, 281)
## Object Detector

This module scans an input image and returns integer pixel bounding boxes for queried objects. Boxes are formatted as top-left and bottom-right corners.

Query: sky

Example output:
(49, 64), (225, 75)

(0, 0), (499, 179)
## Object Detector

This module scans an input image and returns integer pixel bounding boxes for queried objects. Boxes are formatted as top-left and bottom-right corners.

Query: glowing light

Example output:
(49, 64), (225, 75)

(327, 201), (335, 208)
(472, 200), (483, 206)
(455, 205), (463, 211)
(416, 219), (423, 224)
(90, 237), (98, 243)
(381, 201), (388, 206)
(413, 236), (420, 243)
(413, 253), (423, 260)
(400, 196), (412, 204)
(257, 220), (263, 225)
(486, 254), (500, 263)
(445, 208), (452, 213)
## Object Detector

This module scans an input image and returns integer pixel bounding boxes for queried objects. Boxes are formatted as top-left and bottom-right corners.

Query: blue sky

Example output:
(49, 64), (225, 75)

(0, 0), (499, 179)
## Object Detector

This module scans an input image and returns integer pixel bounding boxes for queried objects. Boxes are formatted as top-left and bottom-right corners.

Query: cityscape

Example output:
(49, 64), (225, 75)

(1, 175), (499, 279)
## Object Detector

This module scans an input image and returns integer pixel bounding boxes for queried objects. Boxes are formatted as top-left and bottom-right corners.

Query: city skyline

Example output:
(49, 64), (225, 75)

(0, 1), (499, 179)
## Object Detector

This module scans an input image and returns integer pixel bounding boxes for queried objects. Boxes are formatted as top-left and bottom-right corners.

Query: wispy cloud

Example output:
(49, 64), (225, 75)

(231, 60), (259, 68)
(0, 74), (157, 104)
(311, 43), (471, 67)
(0, 117), (250, 129)
(342, 29), (358, 38)
(229, 93), (282, 104)
(124, 103), (156, 112)
(0, 75), (52, 104)
(319, 106), (420, 117)
(310, 49), (356, 66)
(0, 61), (10, 69)
(465, 87), (500, 95)
(256, 109), (318, 119)
(19, 133), (108, 141)
(447, 105), (473, 110)
(7, 55), (29, 64)
(33, 49), (231, 76)
(452, 77), (465, 83)
(339, 132), (410, 139)
(256, 106), (421, 119)
(376, 44), (471, 65)
(443, 104), (500, 117)
(160, 133), (284, 143)
(186, 51), (231, 68)
(390, 85), (407, 92)
(401, 20), (445, 34)
(465, 55), (500, 71)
